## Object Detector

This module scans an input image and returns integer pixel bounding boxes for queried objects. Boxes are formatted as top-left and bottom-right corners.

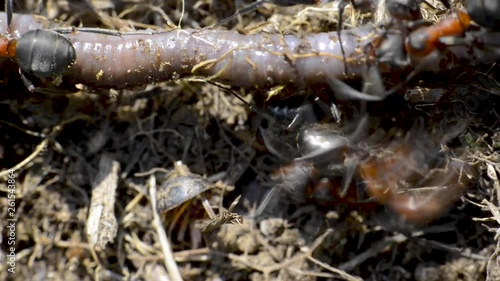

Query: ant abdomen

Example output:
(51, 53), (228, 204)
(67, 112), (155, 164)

(15, 30), (76, 78)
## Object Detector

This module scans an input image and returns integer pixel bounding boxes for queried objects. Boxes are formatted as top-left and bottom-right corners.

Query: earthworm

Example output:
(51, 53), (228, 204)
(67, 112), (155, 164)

(0, 13), (57, 37)
(55, 26), (373, 89)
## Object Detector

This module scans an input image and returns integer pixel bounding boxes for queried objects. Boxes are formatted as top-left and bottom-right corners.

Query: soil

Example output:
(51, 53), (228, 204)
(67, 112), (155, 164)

(1, 0), (499, 280)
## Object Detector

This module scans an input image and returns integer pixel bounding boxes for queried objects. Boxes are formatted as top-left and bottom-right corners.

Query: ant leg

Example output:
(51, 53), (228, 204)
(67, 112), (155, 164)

(329, 101), (342, 123)
(271, 97), (342, 132)
(260, 125), (299, 160)
(311, 97), (342, 123)
(421, 0), (451, 10)
(214, 0), (323, 27)
(383, 63), (425, 96)
(437, 35), (473, 47)
(337, 0), (351, 75)
(338, 114), (368, 197)
(19, 70), (75, 94)
(346, 114), (369, 142)
(407, 19), (433, 30)
(361, 64), (388, 98)
(327, 76), (385, 101)
(339, 156), (358, 197)
(19, 70), (36, 92)
(5, 0), (13, 31)
(271, 162), (318, 204)
(285, 103), (318, 131)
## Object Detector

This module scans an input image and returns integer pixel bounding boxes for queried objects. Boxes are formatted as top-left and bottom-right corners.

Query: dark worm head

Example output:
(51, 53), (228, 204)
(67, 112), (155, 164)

(16, 30), (76, 78)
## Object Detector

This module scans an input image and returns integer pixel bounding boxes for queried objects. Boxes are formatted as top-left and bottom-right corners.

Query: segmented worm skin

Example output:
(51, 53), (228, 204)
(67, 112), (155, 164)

(0, 13), (55, 38)
(61, 28), (372, 89)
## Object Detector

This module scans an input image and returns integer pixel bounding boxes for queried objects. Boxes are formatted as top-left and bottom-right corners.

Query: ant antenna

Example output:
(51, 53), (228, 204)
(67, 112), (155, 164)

(5, 0), (13, 31)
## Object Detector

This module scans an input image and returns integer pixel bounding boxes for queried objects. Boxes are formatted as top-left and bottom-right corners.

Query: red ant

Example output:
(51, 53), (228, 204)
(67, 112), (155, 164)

(264, 107), (476, 224)
(355, 6), (479, 99)
(325, 0), (458, 101)
(357, 140), (475, 224)
(405, 9), (472, 57)
(403, 0), (500, 62)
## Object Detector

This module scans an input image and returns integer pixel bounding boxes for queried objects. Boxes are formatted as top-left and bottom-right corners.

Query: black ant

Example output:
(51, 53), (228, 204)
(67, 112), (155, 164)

(0, 0), (76, 91)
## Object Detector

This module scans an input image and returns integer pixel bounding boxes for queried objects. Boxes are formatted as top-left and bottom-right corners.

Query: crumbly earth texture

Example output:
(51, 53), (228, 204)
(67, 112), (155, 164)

(0, 0), (499, 280)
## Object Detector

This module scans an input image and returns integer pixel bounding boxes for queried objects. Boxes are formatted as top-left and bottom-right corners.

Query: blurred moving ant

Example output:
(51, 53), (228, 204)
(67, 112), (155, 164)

(266, 108), (475, 224)
(276, 118), (364, 200)
(262, 109), (477, 224)
(357, 137), (475, 224)
(0, 0), (76, 90)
